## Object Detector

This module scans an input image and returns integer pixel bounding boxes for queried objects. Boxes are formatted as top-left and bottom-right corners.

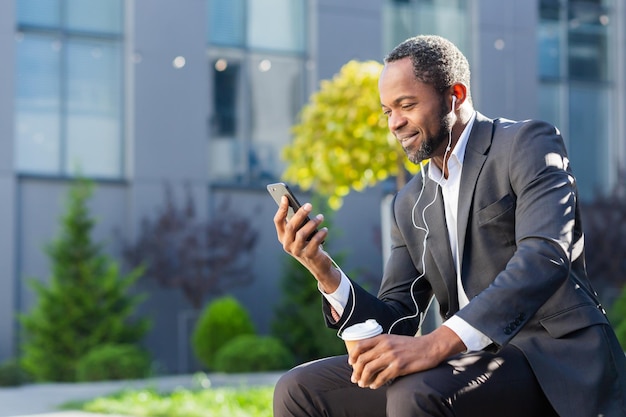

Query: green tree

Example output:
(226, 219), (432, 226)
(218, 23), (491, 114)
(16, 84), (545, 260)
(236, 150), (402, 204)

(272, 255), (346, 362)
(20, 178), (150, 382)
(283, 60), (420, 209)
(271, 196), (351, 363)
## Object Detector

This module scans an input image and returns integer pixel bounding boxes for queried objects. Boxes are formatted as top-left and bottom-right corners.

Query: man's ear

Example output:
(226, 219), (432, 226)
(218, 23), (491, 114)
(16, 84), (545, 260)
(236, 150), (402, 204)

(450, 83), (467, 107)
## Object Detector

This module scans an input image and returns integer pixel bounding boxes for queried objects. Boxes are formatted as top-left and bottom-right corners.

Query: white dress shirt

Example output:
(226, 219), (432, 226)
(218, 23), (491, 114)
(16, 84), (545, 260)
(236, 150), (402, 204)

(322, 111), (492, 352)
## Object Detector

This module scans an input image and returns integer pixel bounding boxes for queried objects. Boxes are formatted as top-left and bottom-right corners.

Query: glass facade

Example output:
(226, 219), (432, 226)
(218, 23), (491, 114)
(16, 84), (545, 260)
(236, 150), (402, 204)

(207, 0), (307, 183)
(538, 0), (613, 199)
(15, 0), (124, 178)
(383, 0), (469, 58)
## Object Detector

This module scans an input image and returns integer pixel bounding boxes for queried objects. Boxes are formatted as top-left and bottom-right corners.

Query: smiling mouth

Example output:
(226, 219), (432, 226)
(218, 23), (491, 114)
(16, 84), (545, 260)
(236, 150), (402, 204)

(398, 133), (418, 146)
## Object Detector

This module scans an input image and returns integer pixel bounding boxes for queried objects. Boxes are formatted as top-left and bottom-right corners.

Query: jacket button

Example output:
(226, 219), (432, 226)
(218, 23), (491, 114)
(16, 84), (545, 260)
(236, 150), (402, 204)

(504, 327), (512, 335)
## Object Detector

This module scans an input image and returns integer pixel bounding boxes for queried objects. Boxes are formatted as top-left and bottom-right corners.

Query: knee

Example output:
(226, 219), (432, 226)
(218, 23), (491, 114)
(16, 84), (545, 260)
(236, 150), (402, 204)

(386, 375), (452, 417)
(273, 366), (310, 416)
(274, 366), (305, 398)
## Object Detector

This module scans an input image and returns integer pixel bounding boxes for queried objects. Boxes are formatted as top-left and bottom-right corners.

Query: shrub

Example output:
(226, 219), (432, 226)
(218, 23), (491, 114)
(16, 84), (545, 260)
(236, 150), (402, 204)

(191, 296), (255, 370)
(213, 335), (294, 373)
(76, 344), (152, 382)
(20, 178), (151, 382)
(0, 359), (31, 387)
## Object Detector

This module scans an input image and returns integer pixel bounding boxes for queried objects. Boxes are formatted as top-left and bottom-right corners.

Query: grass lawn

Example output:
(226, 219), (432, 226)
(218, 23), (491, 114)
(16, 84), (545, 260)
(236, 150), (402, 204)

(62, 385), (275, 417)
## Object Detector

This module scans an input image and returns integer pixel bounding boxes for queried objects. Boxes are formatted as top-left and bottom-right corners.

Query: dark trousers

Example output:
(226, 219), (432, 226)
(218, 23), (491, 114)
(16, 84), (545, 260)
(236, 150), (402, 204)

(273, 344), (558, 417)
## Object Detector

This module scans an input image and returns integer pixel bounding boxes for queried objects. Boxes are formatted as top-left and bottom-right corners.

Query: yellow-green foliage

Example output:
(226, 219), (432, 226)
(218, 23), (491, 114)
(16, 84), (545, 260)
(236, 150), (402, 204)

(283, 60), (420, 210)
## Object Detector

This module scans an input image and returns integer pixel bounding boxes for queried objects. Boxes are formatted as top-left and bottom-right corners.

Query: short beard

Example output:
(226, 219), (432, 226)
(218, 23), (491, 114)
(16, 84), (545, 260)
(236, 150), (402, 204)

(406, 98), (452, 165)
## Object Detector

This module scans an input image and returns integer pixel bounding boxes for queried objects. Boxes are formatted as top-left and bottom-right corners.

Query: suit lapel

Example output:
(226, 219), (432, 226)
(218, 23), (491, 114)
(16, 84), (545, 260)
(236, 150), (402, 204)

(457, 113), (493, 295)
(421, 167), (459, 313)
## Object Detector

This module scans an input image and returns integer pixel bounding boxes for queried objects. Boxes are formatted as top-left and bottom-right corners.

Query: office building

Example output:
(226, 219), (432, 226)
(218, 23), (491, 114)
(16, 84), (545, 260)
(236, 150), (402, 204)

(0, 0), (622, 373)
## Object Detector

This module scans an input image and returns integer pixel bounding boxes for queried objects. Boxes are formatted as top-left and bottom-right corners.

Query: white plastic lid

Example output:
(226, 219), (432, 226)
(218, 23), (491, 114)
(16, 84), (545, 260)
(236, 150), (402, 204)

(341, 319), (383, 341)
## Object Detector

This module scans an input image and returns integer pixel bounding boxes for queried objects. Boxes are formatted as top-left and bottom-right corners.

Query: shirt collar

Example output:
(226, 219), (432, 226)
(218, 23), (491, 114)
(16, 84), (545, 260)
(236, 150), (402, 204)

(428, 111), (477, 182)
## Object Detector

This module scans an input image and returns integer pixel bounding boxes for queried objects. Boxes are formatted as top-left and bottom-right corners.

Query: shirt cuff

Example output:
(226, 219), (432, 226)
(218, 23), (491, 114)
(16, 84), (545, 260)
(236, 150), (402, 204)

(318, 270), (351, 317)
(443, 315), (492, 352)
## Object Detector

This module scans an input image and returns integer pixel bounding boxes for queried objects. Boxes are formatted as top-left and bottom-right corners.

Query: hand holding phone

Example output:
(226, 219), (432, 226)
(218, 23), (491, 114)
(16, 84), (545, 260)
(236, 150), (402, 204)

(267, 182), (320, 242)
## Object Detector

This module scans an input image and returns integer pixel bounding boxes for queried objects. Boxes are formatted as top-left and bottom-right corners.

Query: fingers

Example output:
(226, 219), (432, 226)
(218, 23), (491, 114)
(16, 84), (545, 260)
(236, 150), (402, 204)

(351, 356), (390, 389)
(272, 196), (290, 240)
(349, 337), (388, 388)
(349, 335), (414, 390)
(274, 196), (326, 249)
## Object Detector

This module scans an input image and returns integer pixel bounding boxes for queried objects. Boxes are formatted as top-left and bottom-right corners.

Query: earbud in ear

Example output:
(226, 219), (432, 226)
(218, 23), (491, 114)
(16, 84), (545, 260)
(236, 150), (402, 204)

(451, 96), (457, 112)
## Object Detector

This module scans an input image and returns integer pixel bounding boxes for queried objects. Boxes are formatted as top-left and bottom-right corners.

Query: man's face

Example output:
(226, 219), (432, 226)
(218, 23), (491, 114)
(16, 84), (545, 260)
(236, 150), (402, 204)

(379, 57), (451, 165)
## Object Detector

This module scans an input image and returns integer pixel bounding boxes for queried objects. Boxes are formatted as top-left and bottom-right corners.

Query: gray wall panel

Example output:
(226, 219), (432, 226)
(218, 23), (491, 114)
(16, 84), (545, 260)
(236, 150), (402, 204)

(0, 179), (16, 360)
(132, 0), (209, 182)
(471, 0), (538, 120)
(0, 0), (16, 361)
(317, 0), (383, 80)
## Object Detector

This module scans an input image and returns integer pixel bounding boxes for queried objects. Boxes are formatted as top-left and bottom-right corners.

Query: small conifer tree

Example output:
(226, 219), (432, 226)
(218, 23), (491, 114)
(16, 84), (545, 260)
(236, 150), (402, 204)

(271, 255), (346, 363)
(20, 178), (151, 382)
(271, 196), (350, 362)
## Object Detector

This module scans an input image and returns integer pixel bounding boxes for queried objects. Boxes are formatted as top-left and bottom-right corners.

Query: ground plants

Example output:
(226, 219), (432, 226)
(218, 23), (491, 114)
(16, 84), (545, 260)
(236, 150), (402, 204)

(67, 386), (274, 417)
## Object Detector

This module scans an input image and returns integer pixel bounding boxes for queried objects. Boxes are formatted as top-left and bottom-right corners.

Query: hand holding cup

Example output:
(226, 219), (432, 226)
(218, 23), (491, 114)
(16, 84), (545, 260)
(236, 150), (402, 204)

(341, 319), (383, 354)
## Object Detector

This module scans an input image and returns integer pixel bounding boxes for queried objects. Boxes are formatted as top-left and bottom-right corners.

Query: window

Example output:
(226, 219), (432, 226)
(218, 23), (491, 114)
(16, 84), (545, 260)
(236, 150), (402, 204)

(211, 58), (240, 138)
(537, 0), (613, 198)
(207, 0), (307, 183)
(383, 0), (469, 57)
(15, 0), (124, 178)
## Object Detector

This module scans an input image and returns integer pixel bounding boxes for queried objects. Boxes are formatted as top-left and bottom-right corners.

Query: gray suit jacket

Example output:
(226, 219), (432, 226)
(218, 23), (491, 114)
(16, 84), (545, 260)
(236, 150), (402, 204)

(326, 112), (626, 416)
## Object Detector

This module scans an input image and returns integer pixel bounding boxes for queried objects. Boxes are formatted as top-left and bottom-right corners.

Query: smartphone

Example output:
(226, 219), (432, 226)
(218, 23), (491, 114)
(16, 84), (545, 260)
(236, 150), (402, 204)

(267, 182), (319, 241)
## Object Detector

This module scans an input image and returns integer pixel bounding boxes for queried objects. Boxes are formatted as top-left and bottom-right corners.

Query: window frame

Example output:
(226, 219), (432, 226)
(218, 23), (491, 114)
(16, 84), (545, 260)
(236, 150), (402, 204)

(14, 0), (125, 180)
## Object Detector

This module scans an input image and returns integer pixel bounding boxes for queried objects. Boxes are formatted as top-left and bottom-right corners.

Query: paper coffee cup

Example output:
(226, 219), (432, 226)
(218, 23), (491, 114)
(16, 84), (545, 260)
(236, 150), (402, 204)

(341, 319), (383, 354)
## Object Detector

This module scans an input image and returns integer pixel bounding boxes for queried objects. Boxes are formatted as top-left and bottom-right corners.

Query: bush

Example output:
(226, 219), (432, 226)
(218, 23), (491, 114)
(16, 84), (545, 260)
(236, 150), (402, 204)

(191, 296), (255, 370)
(0, 359), (31, 386)
(213, 335), (294, 373)
(76, 344), (152, 382)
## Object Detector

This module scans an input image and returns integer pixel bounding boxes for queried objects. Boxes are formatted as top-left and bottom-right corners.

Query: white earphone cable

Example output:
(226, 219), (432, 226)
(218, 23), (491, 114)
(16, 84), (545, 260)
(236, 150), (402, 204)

(334, 96), (456, 337)
(388, 102), (455, 334)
